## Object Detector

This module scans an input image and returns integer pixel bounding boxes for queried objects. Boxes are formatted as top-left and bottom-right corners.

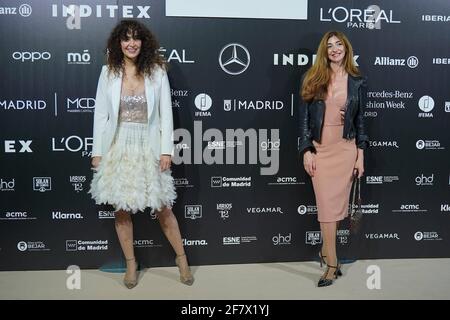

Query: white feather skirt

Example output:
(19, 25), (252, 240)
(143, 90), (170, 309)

(89, 122), (176, 214)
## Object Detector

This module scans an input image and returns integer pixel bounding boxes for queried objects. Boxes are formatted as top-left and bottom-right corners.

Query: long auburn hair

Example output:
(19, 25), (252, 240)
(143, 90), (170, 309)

(301, 31), (360, 102)
(106, 20), (166, 77)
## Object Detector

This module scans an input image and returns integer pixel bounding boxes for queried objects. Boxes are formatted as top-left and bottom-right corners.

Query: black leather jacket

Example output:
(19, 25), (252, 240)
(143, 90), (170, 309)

(298, 75), (369, 154)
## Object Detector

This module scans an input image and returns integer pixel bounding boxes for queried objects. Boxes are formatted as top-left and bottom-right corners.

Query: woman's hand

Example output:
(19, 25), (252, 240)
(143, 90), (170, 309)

(354, 150), (364, 178)
(303, 150), (316, 177)
(91, 156), (102, 169)
(160, 154), (172, 172)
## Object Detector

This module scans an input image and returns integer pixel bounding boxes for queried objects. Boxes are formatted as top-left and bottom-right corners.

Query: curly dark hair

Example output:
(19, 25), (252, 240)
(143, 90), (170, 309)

(106, 20), (166, 77)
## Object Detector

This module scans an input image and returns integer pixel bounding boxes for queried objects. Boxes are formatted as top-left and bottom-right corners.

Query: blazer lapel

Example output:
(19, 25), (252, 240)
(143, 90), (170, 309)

(145, 76), (155, 120)
(111, 71), (122, 116)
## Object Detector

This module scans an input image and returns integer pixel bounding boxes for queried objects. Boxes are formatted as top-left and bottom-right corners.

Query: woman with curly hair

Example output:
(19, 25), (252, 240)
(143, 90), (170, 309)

(89, 20), (194, 289)
(298, 31), (368, 287)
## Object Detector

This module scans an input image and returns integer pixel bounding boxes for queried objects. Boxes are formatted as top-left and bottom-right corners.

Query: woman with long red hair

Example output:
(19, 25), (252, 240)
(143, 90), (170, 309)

(299, 31), (368, 287)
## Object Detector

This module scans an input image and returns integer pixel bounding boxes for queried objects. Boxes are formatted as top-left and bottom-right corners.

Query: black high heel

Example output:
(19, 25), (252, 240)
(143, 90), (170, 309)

(317, 263), (341, 287)
(318, 251), (342, 276)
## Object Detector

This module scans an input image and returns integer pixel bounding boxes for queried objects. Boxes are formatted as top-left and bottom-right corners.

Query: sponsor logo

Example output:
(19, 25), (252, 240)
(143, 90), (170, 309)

(392, 204), (427, 213)
(320, 5), (401, 29)
(369, 140), (399, 148)
(366, 176), (399, 184)
(51, 135), (92, 157)
(0, 178), (15, 191)
(66, 97), (95, 113)
(414, 231), (442, 241)
(360, 204), (380, 214)
(416, 140), (444, 150)
(219, 43), (250, 75)
(1, 99), (46, 111)
(12, 51), (51, 62)
(69, 176), (86, 192)
(133, 239), (162, 248)
(374, 56), (418, 68)
(52, 211), (84, 220)
(185, 205), (202, 220)
(269, 176), (304, 186)
(207, 140), (242, 150)
(246, 207), (284, 214)
(272, 233), (291, 245)
(297, 205), (317, 215)
(182, 238), (208, 246)
(441, 204), (450, 212)
(223, 236), (257, 245)
(174, 178), (194, 188)
(224, 99), (284, 112)
(217, 203), (232, 220)
(159, 47), (194, 64)
(432, 57), (450, 65)
(0, 4), (32, 17)
(365, 233), (400, 240)
(67, 50), (91, 64)
(98, 211), (115, 219)
(337, 229), (350, 245)
(3, 140), (33, 153)
(274, 53), (359, 66)
(415, 174), (434, 186)
(418, 95), (434, 117)
(422, 15), (450, 23)
(33, 177), (51, 192)
(445, 102), (450, 112)
(1, 211), (36, 221)
(66, 240), (109, 251)
(305, 231), (322, 245)
(211, 176), (252, 188)
(194, 93), (212, 117)
(17, 240), (50, 251)
(51, 4), (150, 18)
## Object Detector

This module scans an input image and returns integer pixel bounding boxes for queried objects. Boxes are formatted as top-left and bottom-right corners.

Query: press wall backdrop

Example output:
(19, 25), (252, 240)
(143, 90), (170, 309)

(1, 0), (449, 270)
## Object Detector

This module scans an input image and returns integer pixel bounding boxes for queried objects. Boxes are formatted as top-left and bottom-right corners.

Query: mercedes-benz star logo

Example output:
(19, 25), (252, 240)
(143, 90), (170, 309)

(219, 43), (250, 75)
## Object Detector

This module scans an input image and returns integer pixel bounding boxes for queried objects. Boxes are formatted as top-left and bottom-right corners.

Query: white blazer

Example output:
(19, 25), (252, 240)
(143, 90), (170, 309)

(92, 65), (174, 158)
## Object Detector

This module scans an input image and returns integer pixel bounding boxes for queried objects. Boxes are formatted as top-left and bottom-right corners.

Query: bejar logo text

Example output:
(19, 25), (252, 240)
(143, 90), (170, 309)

(52, 136), (92, 157)
(4, 140), (33, 153)
(320, 5), (401, 29)
(1, 100), (46, 111)
(416, 140), (444, 150)
(414, 231), (442, 241)
(298, 205), (317, 215)
(17, 241), (50, 251)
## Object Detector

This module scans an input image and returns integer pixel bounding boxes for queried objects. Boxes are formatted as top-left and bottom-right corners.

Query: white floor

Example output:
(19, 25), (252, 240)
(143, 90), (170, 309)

(0, 258), (449, 300)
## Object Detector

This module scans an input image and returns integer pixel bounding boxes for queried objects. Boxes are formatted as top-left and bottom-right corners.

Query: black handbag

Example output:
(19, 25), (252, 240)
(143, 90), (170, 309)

(349, 173), (362, 233)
